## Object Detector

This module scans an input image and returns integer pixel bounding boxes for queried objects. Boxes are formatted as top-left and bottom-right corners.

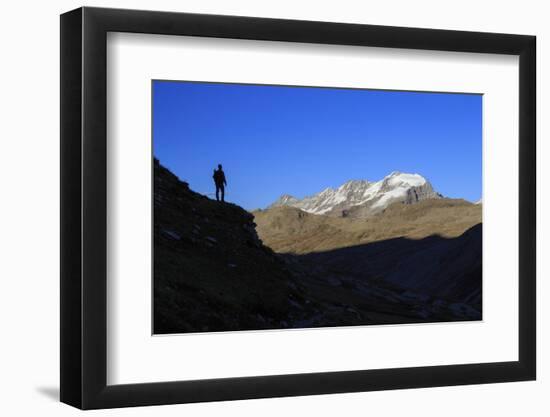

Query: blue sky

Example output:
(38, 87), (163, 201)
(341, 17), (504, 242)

(153, 81), (482, 210)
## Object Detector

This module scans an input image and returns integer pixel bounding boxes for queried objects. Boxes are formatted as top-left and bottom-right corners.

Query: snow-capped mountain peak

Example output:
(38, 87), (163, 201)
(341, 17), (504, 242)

(268, 172), (440, 216)
(384, 172), (426, 187)
(338, 179), (370, 191)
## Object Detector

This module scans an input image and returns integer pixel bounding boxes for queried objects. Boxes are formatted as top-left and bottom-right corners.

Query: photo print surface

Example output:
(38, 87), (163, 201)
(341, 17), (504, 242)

(152, 80), (482, 335)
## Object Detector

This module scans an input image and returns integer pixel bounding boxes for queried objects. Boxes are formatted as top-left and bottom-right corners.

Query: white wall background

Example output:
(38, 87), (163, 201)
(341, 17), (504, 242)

(0, 0), (545, 415)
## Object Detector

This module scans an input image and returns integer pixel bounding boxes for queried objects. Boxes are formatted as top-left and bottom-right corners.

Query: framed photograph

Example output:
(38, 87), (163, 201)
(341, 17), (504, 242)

(60, 7), (536, 409)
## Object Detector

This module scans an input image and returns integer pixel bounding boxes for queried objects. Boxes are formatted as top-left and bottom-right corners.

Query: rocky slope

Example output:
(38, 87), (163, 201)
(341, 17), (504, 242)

(254, 198), (481, 254)
(154, 160), (482, 334)
(154, 159), (315, 333)
(255, 198), (482, 312)
(269, 171), (442, 217)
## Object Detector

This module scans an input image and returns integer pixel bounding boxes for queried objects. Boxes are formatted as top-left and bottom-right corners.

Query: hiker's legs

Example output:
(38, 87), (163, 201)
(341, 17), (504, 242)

(220, 185), (225, 202)
(215, 186), (220, 201)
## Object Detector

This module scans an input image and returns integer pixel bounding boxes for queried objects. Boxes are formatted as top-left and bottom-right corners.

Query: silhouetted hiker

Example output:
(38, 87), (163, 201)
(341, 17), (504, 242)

(213, 164), (227, 202)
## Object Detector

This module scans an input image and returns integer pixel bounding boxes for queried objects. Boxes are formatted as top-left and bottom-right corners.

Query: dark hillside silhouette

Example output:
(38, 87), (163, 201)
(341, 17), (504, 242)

(154, 159), (317, 333)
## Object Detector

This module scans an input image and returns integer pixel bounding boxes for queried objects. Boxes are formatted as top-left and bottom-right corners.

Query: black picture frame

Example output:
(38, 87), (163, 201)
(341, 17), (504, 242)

(60, 6), (536, 410)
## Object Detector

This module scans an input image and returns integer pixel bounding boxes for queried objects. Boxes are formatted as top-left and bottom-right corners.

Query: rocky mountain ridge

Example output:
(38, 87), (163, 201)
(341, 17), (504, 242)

(269, 171), (442, 217)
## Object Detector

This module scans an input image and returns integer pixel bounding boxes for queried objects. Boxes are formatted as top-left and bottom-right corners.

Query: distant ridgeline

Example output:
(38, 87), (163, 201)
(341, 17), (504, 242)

(268, 172), (445, 218)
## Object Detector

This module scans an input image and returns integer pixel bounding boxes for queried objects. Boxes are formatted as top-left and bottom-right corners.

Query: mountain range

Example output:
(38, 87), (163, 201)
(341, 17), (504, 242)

(154, 160), (482, 333)
(269, 172), (443, 218)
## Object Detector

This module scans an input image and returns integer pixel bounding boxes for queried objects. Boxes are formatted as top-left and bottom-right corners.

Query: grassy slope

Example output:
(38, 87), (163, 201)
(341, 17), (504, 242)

(253, 199), (481, 254)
